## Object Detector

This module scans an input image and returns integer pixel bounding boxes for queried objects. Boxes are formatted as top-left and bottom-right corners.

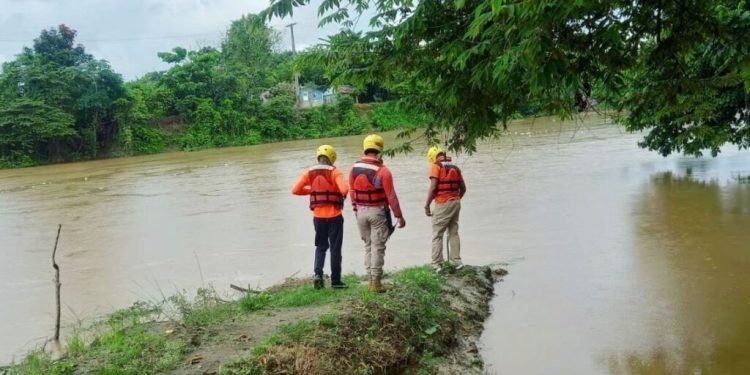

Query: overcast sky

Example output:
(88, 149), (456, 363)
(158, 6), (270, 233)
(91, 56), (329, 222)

(0, 0), (363, 80)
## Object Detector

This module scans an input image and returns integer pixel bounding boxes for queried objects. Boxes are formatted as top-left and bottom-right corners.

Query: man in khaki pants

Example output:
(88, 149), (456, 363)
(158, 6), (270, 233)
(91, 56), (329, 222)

(350, 134), (406, 292)
(424, 146), (466, 272)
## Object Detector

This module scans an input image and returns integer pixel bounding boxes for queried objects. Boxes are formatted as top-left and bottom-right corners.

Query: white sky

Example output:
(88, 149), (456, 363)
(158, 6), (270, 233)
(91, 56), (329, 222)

(0, 0), (367, 80)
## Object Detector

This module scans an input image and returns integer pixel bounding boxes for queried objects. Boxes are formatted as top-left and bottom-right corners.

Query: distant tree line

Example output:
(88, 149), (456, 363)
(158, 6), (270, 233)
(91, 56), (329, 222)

(0, 16), (428, 168)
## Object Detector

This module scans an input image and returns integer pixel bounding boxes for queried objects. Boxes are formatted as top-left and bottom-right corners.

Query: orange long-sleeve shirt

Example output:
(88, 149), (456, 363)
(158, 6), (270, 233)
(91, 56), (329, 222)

(348, 156), (403, 219)
(291, 166), (349, 218)
(429, 160), (465, 203)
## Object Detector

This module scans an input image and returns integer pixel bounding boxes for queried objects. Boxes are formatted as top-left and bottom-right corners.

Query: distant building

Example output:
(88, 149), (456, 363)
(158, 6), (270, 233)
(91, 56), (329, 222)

(299, 86), (337, 108)
(337, 85), (354, 94)
(259, 90), (272, 103)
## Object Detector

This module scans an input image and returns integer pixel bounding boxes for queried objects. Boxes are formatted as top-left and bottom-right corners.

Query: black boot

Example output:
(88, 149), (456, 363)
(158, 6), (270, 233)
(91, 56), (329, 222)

(331, 280), (348, 289)
(313, 274), (324, 290)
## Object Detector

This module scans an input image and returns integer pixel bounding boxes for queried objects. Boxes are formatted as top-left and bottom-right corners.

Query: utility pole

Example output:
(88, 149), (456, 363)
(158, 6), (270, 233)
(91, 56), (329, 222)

(286, 22), (300, 107)
(287, 22), (298, 54)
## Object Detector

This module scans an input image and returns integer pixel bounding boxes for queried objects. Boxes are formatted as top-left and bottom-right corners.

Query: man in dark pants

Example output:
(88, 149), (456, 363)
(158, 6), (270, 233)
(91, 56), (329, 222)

(313, 215), (343, 286)
(292, 145), (349, 289)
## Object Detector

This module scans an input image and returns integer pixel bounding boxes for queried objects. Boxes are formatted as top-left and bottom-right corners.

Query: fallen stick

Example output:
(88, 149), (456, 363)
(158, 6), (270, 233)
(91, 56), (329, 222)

(52, 224), (62, 341)
(230, 284), (260, 294)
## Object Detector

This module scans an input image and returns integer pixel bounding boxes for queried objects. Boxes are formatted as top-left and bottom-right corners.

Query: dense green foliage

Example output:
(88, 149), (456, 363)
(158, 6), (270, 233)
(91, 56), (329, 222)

(0, 99), (76, 167)
(117, 14), (372, 155)
(0, 18), (426, 168)
(0, 25), (125, 165)
(370, 101), (433, 131)
(3, 3), (748, 166)
(265, 0), (750, 157)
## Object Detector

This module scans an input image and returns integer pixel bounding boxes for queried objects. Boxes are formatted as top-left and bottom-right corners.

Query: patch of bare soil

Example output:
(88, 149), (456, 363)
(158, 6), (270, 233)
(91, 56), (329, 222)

(166, 305), (333, 375)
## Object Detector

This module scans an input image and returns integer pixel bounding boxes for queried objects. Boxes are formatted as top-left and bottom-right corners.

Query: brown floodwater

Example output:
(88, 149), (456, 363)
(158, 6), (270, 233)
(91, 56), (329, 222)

(1, 114), (748, 373)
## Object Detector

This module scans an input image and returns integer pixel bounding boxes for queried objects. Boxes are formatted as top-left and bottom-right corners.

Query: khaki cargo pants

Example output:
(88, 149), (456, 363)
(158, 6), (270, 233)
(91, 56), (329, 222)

(432, 199), (462, 266)
(356, 206), (390, 277)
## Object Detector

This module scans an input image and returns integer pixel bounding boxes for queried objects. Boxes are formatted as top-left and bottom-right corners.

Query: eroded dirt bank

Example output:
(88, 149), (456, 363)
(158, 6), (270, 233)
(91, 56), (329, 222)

(4, 265), (506, 375)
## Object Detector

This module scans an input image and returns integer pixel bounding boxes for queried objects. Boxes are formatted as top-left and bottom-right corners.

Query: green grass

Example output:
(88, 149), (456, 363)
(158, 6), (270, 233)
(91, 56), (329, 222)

(7, 267), (476, 375)
(5, 352), (76, 375)
(83, 322), (188, 374)
(222, 266), (459, 375)
(7, 275), (367, 375)
(276, 320), (319, 341)
(169, 288), (241, 327)
(416, 351), (445, 375)
(6, 310), (188, 375)
(239, 274), (365, 312)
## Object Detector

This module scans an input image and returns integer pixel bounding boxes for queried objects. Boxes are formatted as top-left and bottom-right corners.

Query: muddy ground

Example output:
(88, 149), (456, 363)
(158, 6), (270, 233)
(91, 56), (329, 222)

(434, 266), (507, 375)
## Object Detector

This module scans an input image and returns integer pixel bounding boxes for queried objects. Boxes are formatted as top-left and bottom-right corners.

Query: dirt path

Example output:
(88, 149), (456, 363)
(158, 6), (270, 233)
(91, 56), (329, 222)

(167, 305), (333, 375)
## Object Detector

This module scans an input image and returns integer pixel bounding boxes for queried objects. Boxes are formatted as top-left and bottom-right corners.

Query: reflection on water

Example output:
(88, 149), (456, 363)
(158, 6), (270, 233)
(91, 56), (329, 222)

(477, 118), (750, 375)
(607, 172), (750, 375)
(607, 346), (709, 375)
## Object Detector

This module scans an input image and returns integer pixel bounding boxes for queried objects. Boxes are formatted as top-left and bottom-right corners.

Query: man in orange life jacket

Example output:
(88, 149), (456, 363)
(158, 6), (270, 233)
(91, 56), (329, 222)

(292, 145), (349, 289)
(349, 134), (406, 293)
(424, 146), (466, 272)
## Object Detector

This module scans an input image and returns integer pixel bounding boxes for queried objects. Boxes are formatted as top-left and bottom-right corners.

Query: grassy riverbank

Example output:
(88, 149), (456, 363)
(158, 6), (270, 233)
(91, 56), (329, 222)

(0, 99), (428, 169)
(3, 265), (504, 375)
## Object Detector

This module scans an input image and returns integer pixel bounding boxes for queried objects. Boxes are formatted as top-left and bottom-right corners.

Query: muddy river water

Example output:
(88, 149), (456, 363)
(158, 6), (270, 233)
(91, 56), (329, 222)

(1, 114), (748, 373)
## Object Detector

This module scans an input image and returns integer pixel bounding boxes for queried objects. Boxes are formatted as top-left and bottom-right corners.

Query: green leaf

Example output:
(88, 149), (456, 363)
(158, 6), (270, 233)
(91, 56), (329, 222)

(424, 325), (438, 335)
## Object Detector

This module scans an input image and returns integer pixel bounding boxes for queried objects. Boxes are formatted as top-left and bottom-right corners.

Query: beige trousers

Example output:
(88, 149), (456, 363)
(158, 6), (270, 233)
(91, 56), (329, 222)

(432, 199), (462, 266)
(356, 206), (390, 277)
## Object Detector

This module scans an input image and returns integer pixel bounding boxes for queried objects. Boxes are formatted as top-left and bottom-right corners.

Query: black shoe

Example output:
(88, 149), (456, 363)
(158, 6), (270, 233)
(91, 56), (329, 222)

(313, 275), (324, 290)
(331, 281), (348, 289)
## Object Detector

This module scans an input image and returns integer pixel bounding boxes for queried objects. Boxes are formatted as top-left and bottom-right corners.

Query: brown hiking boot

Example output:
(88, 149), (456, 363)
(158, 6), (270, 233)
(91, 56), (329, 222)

(370, 276), (386, 293)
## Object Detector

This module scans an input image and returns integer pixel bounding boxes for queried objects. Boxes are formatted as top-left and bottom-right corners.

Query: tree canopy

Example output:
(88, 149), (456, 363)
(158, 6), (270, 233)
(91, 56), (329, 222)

(0, 24), (125, 163)
(0, 99), (76, 166)
(264, 0), (750, 156)
(0, 18), (426, 167)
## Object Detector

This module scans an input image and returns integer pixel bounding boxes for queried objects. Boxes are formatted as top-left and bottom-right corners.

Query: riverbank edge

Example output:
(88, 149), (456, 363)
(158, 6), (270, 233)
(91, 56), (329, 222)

(0, 100), (425, 170)
(2, 265), (506, 375)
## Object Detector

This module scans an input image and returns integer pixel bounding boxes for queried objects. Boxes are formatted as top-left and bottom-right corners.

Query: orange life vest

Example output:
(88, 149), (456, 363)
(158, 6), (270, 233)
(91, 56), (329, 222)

(309, 165), (344, 210)
(350, 159), (387, 206)
(435, 160), (463, 194)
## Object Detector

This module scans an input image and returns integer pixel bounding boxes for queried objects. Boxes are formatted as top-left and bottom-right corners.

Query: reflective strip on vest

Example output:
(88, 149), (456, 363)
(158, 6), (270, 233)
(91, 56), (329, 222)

(310, 165), (335, 171)
(352, 162), (380, 171)
(351, 162), (387, 205)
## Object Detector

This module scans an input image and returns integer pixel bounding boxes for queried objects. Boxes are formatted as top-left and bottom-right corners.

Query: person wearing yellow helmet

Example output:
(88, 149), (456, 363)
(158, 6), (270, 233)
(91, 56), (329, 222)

(362, 134), (385, 153)
(292, 145), (349, 289)
(424, 146), (466, 272)
(349, 134), (405, 293)
(426, 146), (444, 164)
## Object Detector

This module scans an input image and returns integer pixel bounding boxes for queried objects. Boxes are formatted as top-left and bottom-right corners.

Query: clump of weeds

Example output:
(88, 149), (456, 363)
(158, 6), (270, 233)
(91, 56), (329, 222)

(222, 266), (459, 375)
(5, 301), (187, 375)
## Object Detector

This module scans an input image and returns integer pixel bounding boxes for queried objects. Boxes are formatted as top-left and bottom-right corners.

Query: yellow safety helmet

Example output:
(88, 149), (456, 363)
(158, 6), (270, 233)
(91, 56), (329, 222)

(316, 144), (337, 164)
(363, 134), (384, 152)
(427, 146), (445, 163)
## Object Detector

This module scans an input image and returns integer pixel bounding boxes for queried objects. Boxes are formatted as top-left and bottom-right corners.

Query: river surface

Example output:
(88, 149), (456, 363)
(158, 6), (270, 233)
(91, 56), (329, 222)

(1, 114), (749, 373)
